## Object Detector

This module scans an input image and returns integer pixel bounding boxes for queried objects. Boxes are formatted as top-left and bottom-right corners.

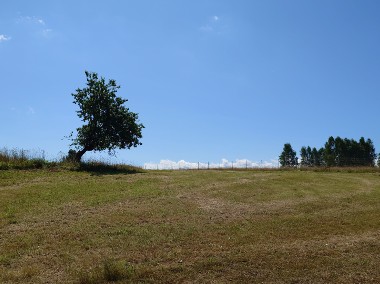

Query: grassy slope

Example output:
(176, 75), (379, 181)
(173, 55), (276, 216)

(0, 169), (380, 283)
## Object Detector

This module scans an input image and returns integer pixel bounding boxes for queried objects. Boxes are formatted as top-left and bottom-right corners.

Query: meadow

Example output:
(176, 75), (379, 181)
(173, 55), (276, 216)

(1, 167), (380, 283)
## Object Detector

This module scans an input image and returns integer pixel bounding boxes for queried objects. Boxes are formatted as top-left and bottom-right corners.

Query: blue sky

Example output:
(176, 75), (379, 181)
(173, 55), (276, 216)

(1, 0), (379, 168)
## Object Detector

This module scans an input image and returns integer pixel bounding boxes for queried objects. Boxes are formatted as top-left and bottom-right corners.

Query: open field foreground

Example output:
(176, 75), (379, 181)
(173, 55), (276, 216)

(1, 169), (380, 283)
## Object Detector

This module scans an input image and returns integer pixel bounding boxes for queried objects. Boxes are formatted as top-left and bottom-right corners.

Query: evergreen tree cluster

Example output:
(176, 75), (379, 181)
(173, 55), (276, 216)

(299, 146), (324, 167)
(322, 136), (376, 167)
(280, 136), (377, 168)
(279, 143), (299, 167)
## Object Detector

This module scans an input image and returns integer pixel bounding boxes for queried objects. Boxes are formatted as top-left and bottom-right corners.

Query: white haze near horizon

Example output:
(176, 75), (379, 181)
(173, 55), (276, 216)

(143, 158), (279, 170)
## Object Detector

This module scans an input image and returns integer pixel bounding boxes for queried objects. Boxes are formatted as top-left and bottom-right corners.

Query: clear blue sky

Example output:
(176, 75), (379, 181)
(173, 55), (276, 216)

(1, 0), (379, 167)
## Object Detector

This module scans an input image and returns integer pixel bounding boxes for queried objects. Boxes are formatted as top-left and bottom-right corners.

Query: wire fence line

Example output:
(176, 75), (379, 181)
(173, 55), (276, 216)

(143, 159), (280, 170)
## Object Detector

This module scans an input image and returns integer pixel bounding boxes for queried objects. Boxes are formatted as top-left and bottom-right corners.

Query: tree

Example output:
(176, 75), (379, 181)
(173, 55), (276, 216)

(311, 147), (325, 167)
(300, 146), (311, 167)
(322, 136), (376, 167)
(292, 137), (376, 168)
(279, 143), (298, 167)
(323, 136), (336, 167)
(300, 146), (325, 167)
(359, 137), (376, 166)
(69, 71), (144, 162)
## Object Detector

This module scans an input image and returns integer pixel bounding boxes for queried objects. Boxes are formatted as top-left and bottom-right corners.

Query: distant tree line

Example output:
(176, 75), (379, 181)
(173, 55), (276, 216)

(279, 136), (377, 167)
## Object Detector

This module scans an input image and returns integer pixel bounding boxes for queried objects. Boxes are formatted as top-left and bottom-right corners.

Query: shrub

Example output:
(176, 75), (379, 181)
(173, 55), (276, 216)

(103, 259), (134, 281)
(78, 260), (135, 284)
(0, 148), (51, 170)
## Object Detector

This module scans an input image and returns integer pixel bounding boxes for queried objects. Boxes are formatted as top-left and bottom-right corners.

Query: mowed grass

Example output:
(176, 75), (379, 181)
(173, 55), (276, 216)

(1, 169), (380, 283)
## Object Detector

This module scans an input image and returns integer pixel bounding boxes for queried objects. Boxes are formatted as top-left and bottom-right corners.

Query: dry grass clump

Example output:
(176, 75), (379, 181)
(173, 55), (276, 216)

(78, 259), (135, 283)
(0, 148), (48, 170)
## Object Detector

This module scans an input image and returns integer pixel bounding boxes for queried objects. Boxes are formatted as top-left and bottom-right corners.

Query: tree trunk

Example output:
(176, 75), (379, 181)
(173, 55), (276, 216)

(75, 148), (88, 162)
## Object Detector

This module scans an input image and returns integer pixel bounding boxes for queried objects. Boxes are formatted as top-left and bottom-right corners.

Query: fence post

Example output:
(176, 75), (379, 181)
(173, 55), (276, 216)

(208, 162), (209, 170)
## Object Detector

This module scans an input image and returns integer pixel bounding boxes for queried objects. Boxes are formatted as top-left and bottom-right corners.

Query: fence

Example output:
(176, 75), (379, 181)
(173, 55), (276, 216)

(143, 159), (280, 170)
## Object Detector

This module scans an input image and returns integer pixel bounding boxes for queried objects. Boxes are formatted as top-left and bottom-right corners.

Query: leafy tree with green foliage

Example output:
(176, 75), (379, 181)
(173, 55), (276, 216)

(279, 143), (298, 167)
(69, 71), (144, 162)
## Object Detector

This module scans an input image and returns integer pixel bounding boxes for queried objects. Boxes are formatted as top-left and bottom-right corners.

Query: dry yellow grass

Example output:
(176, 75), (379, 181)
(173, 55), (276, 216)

(0, 169), (379, 283)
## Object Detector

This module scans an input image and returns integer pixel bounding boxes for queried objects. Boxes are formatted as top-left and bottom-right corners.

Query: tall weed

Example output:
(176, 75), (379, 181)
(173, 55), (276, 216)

(0, 148), (49, 170)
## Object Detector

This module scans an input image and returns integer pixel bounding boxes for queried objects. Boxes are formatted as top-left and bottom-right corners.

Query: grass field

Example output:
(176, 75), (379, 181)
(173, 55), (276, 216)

(1, 168), (380, 283)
